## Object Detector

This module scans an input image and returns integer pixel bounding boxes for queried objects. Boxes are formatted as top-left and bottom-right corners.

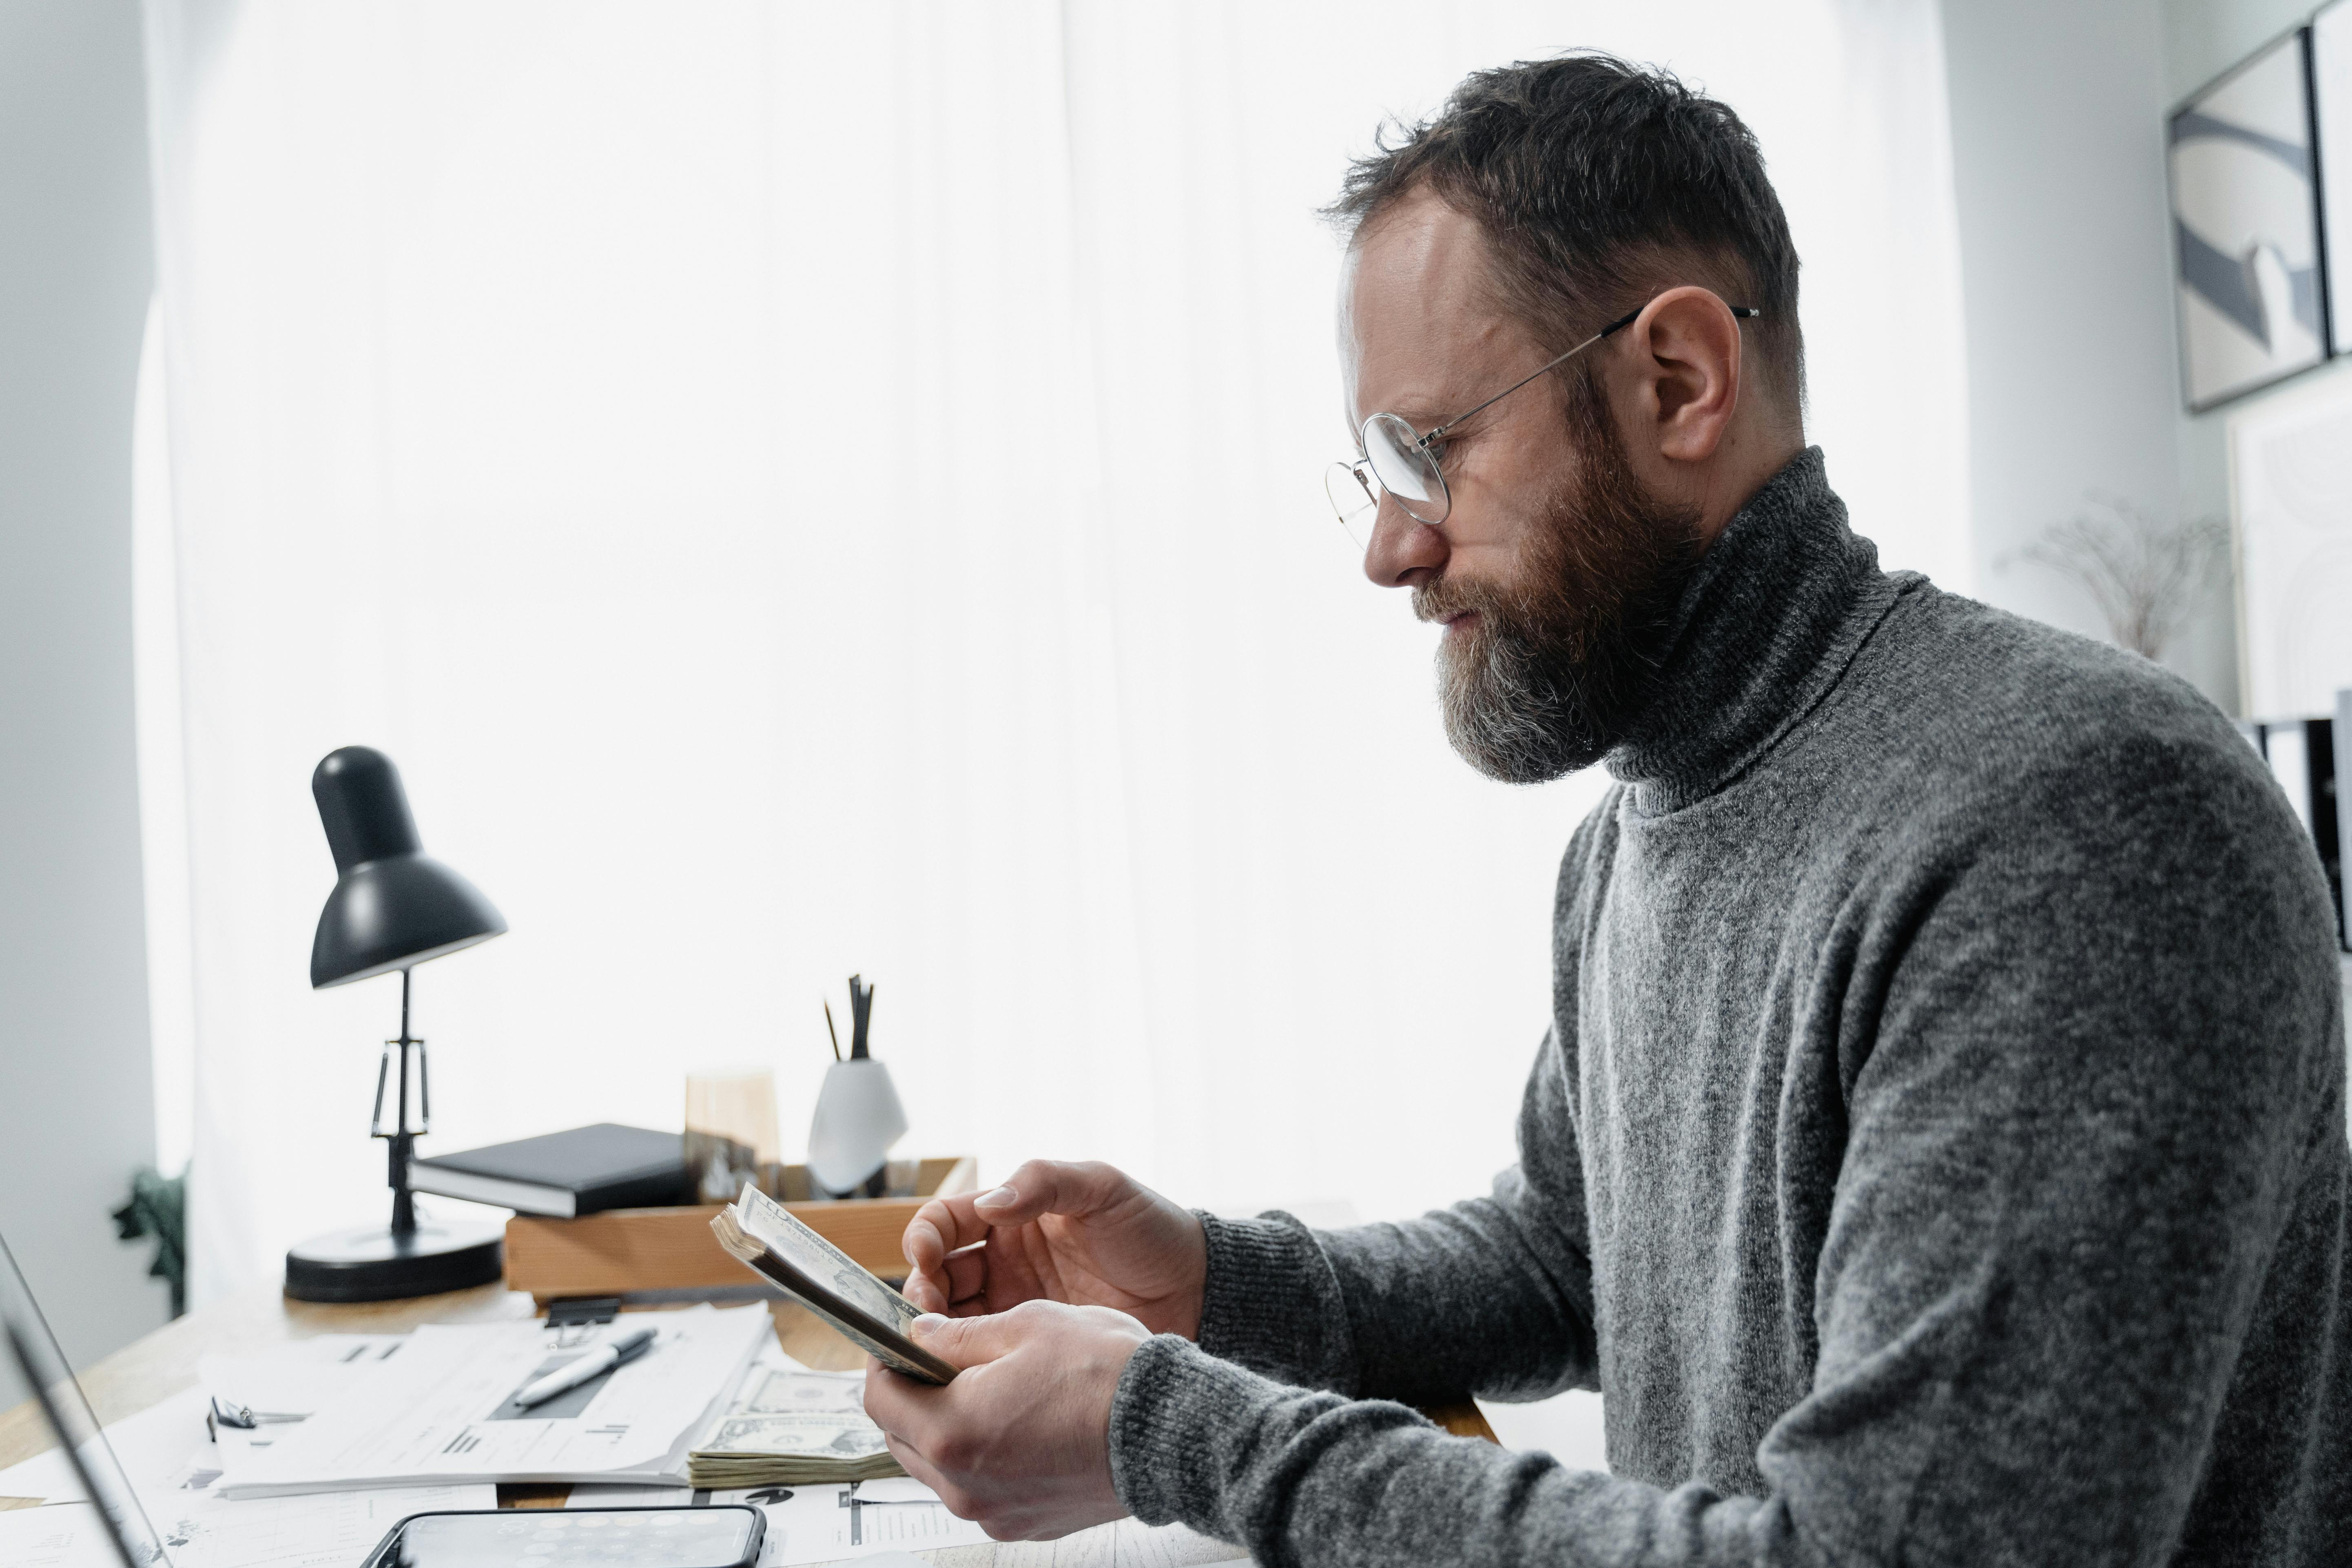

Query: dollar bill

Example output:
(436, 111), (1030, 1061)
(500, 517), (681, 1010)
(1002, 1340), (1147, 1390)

(732, 1366), (867, 1417)
(687, 1368), (904, 1486)
(706, 1412), (889, 1457)
(689, 1457), (902, 1485)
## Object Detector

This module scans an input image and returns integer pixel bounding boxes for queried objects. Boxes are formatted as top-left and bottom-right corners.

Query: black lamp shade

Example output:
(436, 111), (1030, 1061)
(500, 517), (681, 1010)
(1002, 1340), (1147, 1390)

(310, 747), (505, 988)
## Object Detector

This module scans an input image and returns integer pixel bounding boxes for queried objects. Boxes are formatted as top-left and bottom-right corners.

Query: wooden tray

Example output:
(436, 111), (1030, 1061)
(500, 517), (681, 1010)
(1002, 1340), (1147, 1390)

(503, 1155), (977, 1302)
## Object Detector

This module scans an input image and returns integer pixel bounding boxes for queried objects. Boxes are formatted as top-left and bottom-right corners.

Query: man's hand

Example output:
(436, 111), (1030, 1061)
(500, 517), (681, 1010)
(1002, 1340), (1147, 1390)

(863, 1300), (1149, 1541)
(899, 1159), (1207, 1339)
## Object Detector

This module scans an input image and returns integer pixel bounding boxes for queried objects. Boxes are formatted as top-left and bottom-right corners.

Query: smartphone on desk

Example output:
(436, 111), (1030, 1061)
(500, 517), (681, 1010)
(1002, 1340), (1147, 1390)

(361, 1507), (763, 1568)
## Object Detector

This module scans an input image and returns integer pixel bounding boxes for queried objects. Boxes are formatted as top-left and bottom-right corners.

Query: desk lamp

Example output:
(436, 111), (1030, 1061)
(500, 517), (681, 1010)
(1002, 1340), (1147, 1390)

(283, 746), (509, 1302)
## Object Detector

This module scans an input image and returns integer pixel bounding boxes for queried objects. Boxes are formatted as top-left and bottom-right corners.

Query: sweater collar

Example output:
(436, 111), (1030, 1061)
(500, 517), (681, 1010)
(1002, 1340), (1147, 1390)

(1606, 447), (1898, 815)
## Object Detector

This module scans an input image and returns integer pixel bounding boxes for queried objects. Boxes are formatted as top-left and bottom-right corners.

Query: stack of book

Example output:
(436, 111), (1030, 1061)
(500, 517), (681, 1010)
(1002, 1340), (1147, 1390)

(404, 1123), (693, 1217)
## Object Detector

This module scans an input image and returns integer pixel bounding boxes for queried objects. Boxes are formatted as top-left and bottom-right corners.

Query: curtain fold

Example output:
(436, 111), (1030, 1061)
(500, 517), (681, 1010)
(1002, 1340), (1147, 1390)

(140, 0), (1969, 1306)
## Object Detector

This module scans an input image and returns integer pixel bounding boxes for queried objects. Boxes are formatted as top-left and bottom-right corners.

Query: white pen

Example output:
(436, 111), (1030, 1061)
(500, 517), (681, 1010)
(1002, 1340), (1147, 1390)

(514, 1325), (658, 1410)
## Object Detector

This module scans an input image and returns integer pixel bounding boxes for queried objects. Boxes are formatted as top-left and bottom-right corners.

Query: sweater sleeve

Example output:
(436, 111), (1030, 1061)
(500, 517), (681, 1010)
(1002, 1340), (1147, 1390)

(1106, 728), (2350, 1568)
(1191, 1025), (1601, 1405)
(1110, 1336), (1808, 1565)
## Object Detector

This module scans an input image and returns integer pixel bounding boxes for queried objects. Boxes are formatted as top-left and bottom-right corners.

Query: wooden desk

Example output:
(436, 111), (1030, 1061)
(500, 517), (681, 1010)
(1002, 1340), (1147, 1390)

(2, 1284), (1496, 1561)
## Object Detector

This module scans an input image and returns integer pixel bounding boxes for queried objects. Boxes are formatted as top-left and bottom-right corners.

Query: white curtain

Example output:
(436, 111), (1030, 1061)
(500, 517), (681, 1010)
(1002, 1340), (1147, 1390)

(139, 0), (1969, 1307)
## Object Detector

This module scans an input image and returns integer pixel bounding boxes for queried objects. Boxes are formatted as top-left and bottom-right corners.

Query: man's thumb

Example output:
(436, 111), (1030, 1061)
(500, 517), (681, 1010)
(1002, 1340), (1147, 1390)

(972, 1159), (1129, 1226)
(908, 1306), (1031, 1370)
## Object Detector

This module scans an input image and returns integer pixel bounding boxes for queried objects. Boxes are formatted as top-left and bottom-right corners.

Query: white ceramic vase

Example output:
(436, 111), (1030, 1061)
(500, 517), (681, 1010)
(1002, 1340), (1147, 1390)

(806, 1058), (908, 1195)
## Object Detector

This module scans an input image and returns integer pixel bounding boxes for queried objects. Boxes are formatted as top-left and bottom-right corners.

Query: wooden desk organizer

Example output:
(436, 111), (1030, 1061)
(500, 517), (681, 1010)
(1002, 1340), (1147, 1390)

(503, 1155), (978, 1304)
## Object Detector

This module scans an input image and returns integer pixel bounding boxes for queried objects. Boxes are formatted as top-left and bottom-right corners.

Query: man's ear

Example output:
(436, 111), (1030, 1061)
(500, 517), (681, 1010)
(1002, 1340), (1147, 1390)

(1624, 286), (1744, 465)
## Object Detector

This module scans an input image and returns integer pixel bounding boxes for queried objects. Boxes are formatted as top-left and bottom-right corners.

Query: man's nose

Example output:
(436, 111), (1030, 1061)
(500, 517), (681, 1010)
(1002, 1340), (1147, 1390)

(1363, 497), (1447, 587)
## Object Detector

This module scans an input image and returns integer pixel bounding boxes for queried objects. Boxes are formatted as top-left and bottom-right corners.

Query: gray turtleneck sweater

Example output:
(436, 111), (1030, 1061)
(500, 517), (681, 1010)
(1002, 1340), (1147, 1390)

(1104, 451), (2350, 1566)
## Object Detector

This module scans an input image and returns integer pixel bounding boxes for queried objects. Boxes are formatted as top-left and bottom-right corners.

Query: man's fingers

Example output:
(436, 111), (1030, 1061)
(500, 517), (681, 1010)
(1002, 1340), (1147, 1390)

(902, 1193), (992, 1270)
(902, 1209), (946, 1273)
(903, 1238), (995, 1316)
(970, 1160), (1134, 1227)
(862, 1362), (947, 1452)
(865, 1372), (979, 1518)
(944, 1245), (988, 1304)
(902, 1270), (948, 1314)
(880, 1434), (965, 1516)
(909, 1305), (1040, 1370)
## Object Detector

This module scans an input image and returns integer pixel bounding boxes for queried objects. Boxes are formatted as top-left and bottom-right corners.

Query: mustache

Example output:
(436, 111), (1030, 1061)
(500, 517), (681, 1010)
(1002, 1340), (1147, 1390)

(1413, 571), (1506, 626)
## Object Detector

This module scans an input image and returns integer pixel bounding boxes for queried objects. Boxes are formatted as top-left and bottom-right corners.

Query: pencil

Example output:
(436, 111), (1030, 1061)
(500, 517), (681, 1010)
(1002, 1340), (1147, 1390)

(823, 1000), (843, 1063)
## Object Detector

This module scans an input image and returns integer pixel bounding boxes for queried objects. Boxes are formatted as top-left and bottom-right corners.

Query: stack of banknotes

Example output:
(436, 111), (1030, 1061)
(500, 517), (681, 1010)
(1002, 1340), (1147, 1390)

(687, 1361), (905, 1487)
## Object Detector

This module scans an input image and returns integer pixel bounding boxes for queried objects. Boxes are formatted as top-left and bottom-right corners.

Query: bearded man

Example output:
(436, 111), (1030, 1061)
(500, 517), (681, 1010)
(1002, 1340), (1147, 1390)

(860, 53), (2351, 1566)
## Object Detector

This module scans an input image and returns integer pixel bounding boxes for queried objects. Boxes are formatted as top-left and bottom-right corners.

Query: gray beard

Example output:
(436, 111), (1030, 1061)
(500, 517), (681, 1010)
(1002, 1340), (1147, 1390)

(1437, 620), (1618, 782)
(1425, 402), (1703, 783)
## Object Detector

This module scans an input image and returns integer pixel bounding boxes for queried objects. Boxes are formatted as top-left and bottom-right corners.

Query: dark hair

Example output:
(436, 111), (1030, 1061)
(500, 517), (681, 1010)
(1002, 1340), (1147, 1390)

(1328, 52), (1803, 407)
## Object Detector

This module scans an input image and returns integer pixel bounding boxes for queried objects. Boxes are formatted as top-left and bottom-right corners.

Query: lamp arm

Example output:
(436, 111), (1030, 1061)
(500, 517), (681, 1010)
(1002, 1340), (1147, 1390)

(369, 1049), (392, 1138)
(370, 967), (427, 1238)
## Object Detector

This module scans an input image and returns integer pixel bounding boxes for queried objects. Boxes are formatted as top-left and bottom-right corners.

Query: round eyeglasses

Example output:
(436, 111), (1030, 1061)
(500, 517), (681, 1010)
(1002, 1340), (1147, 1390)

(1326, 299), (1760, 549)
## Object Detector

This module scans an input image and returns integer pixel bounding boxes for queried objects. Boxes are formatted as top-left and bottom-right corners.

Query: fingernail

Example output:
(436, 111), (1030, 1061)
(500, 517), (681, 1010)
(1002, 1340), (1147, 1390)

(977, 1185), (1017, 1207)
(912, 1314), (947, 1336)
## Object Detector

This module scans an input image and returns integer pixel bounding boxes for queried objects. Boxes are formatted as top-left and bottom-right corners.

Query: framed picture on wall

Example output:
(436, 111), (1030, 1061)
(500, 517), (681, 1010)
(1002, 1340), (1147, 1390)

(2228, 368), (2352, 720)
(2318, 2), (2352, 357)
(2168, 28), (2330, 410)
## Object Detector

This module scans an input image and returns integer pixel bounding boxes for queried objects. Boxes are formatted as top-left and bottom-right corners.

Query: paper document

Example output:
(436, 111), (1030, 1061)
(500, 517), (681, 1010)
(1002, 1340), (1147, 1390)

(144, 1450), (489, 1568)
(0, 1384), (492, 1568)
(201, 1335), (409, 1426)
(0, 1503), (113, 1568)
(0, 1389), (220, 1508)
(570, 1478), (1241, 1568)
(564, 1479), (990, 1566)
(562, 1486), (1251, 1568)
(216, 1304), (770, 1498)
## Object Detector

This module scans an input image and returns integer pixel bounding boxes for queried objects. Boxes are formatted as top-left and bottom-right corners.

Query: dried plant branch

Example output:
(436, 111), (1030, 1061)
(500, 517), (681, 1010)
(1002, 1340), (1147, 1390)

(1998, 495), (2228, 661)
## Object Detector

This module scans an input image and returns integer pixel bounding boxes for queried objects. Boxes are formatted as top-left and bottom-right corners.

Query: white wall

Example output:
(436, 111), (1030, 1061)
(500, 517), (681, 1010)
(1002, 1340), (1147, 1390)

(2165, 0), (2321, 95)
(1946, 0), (2352, 717)
(0, 0), (169, 1391)
(1941, 0), (2241, 709)
(2164, 0), (2352, 707)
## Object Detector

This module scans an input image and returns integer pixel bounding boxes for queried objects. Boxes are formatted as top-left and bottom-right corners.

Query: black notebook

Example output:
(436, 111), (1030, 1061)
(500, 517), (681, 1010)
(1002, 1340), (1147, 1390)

(407, 1123), (692, 1218)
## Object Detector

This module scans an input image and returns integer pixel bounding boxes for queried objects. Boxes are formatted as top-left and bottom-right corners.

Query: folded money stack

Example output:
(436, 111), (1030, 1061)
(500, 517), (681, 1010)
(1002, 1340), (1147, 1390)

(687, 1362), (905, 1487)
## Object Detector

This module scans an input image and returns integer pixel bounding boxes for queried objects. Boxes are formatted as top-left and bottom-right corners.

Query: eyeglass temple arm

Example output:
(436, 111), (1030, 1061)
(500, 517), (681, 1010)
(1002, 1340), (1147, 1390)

(1422, 305), (1762, 449)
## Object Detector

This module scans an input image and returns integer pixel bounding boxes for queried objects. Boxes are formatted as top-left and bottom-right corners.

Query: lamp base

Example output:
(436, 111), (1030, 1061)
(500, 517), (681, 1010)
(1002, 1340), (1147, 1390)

(283, 1218), (504, 1303)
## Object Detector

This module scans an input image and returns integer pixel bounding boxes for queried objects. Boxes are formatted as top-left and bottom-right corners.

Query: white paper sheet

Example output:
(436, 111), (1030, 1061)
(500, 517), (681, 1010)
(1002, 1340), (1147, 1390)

(565, 1348), (1239, 1567)
(198, 1338), (419, 1482)
(0, 1453), (79, 1510)
(0, 1389), (218, 1507)
(0, 1385), (493, 1568)
(566, 1478), (1249, 1568)
(143, 1453), (491, 1568)
(216, 1307), (770, 1499)
(558, 1479), (990, 1566)
(200, 1338), (409, 1427)
(0, 1502), (115, 1568)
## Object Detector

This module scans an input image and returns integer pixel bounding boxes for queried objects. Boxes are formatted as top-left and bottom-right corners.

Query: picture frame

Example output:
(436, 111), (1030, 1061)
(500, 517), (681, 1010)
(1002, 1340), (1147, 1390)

(2318, 0), (2352, 357)
(2168, 27), (2331, 411)
(2226, 366), (2352, 721)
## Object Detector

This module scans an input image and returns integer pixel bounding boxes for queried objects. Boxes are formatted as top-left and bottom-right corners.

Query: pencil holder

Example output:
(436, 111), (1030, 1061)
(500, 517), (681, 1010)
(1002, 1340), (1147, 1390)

(807, 1058), (908, 1198)
(684, 1068), (780, 1203)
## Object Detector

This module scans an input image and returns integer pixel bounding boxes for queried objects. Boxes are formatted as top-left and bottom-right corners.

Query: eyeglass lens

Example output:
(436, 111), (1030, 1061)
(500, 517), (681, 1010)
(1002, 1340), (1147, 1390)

(1361, 413), (1448, 525)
